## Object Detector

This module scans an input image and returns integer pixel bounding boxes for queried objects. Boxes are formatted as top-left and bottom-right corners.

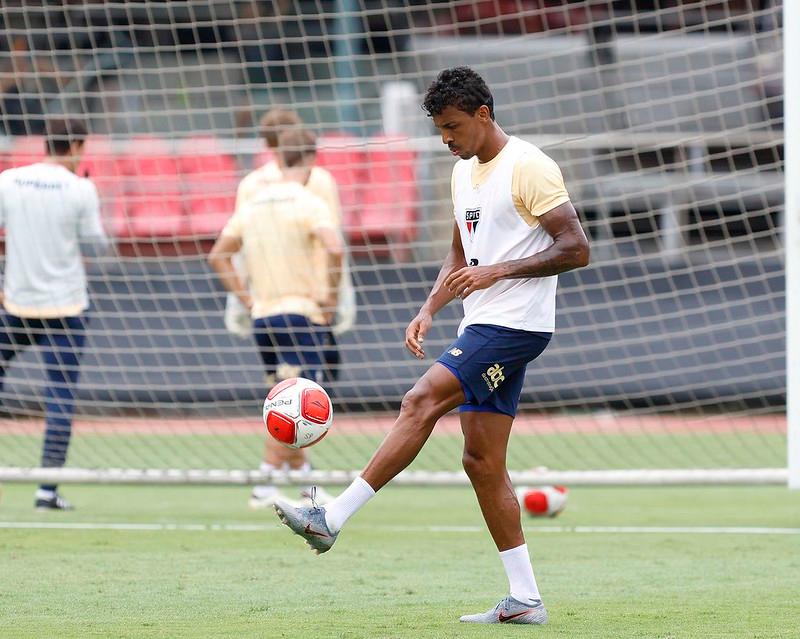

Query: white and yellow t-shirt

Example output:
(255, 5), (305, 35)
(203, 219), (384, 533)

(450, 136), (570, 334)
(221, 180), (336, 323)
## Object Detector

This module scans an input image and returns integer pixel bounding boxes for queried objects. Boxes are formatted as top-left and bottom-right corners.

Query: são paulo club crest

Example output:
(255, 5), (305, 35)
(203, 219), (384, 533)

(465, 208), (481, 241)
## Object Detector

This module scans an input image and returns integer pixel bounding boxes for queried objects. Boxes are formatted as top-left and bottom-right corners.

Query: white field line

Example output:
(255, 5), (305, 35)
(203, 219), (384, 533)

(0, 522), (798, 535)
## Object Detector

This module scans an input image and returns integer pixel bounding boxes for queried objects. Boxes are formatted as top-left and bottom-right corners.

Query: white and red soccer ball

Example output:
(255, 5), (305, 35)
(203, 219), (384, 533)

(516, 485), (569, 517)
(263, 377), (333, 449)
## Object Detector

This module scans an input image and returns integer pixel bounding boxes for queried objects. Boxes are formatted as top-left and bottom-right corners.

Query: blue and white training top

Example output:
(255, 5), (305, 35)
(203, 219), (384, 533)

(0, 162), (108, 318)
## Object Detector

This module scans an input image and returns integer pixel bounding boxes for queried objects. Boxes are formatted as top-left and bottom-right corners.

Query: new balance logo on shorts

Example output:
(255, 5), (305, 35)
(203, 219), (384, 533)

(448, 347), (463, 357)
(482, 363), (505, 390)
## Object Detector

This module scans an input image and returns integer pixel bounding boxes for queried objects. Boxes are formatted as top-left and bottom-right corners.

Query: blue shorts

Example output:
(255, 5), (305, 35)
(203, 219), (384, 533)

(253, 314), (334, 385)
(436, 324), (552, 418)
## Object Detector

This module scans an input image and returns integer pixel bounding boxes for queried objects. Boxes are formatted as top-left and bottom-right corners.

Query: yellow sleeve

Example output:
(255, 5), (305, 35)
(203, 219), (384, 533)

(221, 209), (243, 239)
(304, 192), (337, 231)
(512, 150), (570, 224)
(309, 168), (343, 227)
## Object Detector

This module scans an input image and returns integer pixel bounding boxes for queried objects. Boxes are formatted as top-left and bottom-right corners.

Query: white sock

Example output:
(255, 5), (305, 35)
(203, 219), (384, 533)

(254, 462), (276, 492)
(251, 485), (280, 499)
(35, 488), (56, 500)
(499, 544), (541, 604)
(323, 476), (375, 533)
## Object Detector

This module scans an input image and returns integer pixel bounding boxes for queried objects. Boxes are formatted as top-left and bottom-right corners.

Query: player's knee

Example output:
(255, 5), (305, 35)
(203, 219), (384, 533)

(399, 381), (438, 424)
(461, 450), (483, 479)
(399, 386), (425, 419)
(462, 449), (502, 482)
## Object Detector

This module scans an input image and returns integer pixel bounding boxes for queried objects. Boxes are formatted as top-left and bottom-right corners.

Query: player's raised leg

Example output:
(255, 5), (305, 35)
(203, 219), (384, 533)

(274, 363), (464, 551)
(359, 363), (465, 491)
(458, 410), (547, 624)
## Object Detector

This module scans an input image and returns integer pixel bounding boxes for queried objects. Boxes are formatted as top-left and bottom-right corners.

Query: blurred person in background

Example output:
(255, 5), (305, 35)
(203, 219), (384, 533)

(0, 118), (109, 510)
(209, 126), (345, 509)
(238, 107), (356, 372)
(230, 108), (355, 508)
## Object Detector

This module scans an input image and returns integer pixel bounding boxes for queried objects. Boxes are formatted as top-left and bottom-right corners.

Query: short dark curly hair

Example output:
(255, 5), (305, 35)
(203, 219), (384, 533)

(45, 119), (88, 156)
(422, 67), (494, 120)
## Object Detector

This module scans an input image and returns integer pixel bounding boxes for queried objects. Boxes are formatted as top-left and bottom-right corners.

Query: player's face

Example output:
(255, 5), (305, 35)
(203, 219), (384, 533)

(432, 105), (489, 160)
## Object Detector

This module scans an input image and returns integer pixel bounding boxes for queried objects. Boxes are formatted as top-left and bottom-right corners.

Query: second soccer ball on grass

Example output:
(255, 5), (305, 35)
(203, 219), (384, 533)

(516, 485), (568, 517)
(263, 377), (333, 449)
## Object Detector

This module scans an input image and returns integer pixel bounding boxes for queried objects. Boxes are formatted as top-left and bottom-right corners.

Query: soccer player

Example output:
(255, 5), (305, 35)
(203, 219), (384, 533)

(208, 127), (344, 508)
(0, 119), (109, 510)
(233, 109), (353, 508)
(238, 108), (355, 365)
(273, 67), (590, 625)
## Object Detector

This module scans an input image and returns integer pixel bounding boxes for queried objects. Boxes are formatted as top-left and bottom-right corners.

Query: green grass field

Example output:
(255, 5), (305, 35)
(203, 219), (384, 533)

(1, 483), (798, 638)
(1, 429), (786, 471)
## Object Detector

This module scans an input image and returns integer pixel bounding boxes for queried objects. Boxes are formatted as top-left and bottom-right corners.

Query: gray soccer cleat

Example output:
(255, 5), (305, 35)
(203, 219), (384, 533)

(274, 498), (338, 554)
(460, 595), (548, 625)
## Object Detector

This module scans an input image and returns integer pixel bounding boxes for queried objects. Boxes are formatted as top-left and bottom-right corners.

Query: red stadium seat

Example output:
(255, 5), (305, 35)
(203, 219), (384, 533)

(358, 136), (418, 251)
(316, 134), (365, 231)
(116, 137), (187, 238)
(79, 137), (122, 183)
(110, 196), (186, 238)
(119, 137), (182, 183)
(9, 136), (45, 167)
(182, 188), (236, 236)
(79, 137), (123, 194)
(78, 137), (127, 236)
(124, 199), (187, 237)
(178, 137), (238, 236)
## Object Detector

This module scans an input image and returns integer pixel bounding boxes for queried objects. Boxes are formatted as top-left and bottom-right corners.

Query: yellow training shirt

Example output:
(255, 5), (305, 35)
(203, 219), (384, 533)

(236, 161), (343, 302)
(236, 161), (341, 224)
(222, 180), (336, 323)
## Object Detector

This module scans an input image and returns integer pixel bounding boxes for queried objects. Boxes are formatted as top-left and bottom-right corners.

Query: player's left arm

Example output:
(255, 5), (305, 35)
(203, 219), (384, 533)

(77, 179), (111, 258)
(445, 201), (589, 298)
(309, 195), (344, 324)
(313, 226), (344, 324)
(499, 200), (589, 278)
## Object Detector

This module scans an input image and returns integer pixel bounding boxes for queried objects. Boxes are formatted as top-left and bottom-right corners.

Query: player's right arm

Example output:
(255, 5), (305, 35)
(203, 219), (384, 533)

(207, 214), (251, 310)
(405, 221), (466, 359)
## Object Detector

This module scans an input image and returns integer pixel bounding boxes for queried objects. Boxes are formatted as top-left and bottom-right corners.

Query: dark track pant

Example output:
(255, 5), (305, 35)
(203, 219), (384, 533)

(0, 313), (87, 490)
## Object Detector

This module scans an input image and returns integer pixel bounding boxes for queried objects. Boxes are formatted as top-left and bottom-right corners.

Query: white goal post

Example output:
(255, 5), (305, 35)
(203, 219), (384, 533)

(784, 0), (799, 490)
(0, 1), (790, 487)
